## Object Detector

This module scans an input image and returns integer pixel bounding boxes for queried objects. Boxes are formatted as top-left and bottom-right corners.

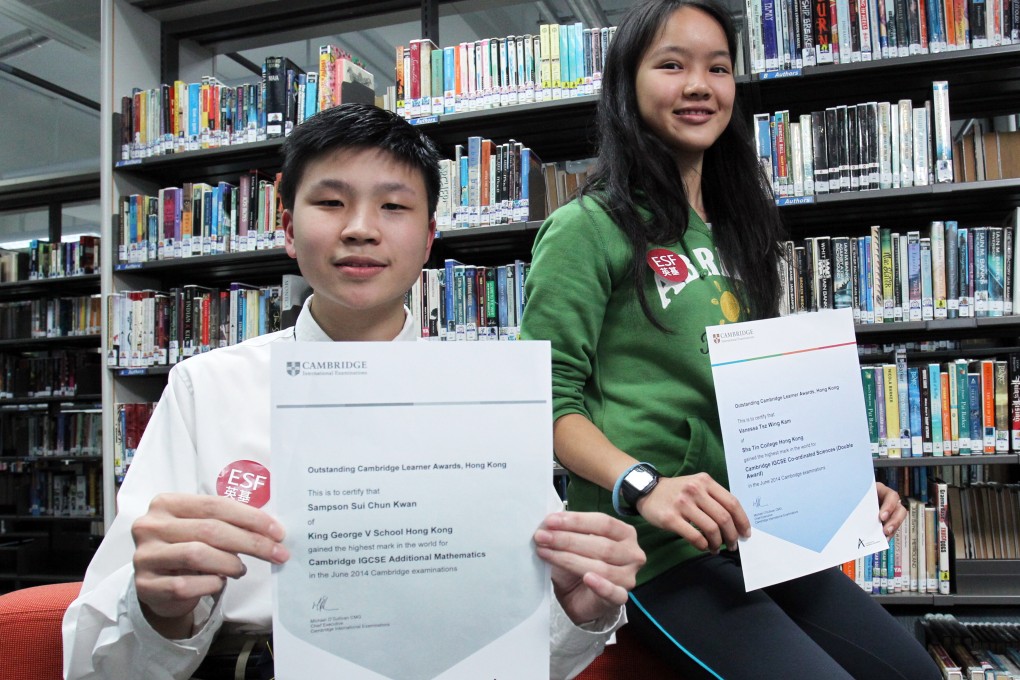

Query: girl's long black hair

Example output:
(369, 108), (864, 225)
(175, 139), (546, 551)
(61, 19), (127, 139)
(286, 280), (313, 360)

(580, 0), (786, 327)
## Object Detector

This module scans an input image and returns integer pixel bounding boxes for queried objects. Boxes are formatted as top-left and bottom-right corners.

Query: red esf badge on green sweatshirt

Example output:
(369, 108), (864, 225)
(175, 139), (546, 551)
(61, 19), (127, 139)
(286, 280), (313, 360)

(647, 247), (743, 322)
(647, 248), (702, 309)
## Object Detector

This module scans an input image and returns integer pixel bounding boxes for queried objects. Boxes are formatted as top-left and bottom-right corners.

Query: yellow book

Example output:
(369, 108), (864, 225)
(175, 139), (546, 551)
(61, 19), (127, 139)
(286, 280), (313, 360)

(173, 81), (186, 142)
(549, 24), (561, 95)
(319, 44), (339, 112)
(940, 372), (952, 453)
(539, 25), (551, 89)
(883, 364), (901, 457)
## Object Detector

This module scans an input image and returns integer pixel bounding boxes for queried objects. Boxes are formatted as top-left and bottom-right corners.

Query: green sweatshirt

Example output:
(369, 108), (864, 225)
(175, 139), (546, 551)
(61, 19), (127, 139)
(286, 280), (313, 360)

(521, 197), (749, 585)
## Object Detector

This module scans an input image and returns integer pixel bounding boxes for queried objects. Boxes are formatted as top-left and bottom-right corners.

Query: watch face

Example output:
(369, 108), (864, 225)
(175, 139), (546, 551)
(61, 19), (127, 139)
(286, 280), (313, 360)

(626, 468), (655, 491)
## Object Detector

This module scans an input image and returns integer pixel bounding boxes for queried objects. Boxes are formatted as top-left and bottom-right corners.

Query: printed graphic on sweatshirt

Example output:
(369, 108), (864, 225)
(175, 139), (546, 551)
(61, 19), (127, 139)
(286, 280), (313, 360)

(652, 246), (742, 324)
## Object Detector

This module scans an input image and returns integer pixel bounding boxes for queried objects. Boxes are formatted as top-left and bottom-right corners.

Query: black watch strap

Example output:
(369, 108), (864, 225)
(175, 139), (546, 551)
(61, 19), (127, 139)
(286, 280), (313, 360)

(620, 463), (660, 512)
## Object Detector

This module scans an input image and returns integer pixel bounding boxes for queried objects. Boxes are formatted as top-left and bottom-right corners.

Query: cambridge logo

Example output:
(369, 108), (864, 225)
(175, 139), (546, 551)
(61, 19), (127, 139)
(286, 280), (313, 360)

(712, 334), (721, 344)
(286, 361), (301, 376)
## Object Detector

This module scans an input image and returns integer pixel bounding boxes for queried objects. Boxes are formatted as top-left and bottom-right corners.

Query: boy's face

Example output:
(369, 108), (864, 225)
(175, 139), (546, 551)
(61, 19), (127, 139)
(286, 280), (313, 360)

(284, 147), (435, 339)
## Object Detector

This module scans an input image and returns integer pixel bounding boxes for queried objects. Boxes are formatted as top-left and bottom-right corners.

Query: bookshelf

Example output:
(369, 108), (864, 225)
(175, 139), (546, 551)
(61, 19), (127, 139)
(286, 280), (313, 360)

(0, 172), (103, 594)
(743, 12), (1020, 629)
(100, 0), (1017, 637)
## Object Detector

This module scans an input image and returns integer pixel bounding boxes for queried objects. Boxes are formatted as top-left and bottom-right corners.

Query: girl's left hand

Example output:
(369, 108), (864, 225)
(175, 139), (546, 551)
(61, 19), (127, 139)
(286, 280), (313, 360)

(876, 482), (907, 536)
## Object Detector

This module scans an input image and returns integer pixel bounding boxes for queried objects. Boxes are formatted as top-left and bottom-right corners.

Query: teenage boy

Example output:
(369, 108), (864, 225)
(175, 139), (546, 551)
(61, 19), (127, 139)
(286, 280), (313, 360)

(63, 103), (645, 680)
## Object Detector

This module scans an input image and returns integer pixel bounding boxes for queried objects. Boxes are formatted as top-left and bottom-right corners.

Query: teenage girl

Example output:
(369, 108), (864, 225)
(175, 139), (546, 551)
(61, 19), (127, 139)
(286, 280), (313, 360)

(521, 1), (942, 677)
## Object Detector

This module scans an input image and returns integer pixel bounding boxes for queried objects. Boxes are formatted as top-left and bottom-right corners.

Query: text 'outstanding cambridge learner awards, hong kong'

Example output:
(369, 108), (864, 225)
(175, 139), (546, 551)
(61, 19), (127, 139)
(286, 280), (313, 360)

(269, 341), (554, 680)
(708, 308), (888, 591)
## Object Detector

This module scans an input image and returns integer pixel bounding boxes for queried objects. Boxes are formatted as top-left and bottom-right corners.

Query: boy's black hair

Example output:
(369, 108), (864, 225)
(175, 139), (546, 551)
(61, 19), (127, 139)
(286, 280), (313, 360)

(279, 103), (442, 217)
(581, 0), (786, 326)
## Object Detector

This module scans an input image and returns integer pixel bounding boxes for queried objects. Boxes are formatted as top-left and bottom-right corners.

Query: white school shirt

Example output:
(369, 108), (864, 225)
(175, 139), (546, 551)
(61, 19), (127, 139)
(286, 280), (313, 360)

(63, 296), (623, 680)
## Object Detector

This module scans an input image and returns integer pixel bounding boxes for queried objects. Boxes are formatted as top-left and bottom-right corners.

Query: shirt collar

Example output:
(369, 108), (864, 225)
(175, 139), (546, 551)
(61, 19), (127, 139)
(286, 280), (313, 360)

(294, 294), (417, 342)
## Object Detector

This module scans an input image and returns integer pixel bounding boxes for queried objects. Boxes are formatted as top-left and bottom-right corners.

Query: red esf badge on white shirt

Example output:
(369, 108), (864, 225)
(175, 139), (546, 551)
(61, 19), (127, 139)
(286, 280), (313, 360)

(216, 460), (270, 508)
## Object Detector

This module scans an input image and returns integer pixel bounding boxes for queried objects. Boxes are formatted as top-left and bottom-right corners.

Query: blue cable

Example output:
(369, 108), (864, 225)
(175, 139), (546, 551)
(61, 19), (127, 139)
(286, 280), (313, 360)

(628, 592), (725, 680)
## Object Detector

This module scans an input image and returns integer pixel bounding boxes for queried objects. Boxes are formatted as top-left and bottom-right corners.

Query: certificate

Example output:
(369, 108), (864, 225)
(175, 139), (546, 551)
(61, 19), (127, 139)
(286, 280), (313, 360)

(707, 308), (888, 591)
(270, 342), (553, 679)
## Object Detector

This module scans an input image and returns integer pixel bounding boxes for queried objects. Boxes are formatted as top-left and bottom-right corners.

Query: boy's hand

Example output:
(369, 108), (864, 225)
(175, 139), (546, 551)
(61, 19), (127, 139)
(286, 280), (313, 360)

(533, 512), (645, 626)
(636, 472), (750, 553)
(876, 482), (907, 537)
(131, 493), (289, 639)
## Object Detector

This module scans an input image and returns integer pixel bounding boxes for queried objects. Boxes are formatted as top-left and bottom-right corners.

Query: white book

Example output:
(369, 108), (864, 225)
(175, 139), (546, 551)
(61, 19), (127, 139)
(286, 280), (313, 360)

(749, 0), (765, 72)
(790, 121), (804, 196)
(836, 0), (856, 61)
(878, 103), (893, 188)
(912, 106), (930, 187)
(890, 107), (901, 189)
(899, 512), (911, 592)
(898, 100), (914, 187)
(924, 506), (938, 593)
(911, 498), (925, 592)
(932, 82), (954, 183)
(800, 114), (815, 195)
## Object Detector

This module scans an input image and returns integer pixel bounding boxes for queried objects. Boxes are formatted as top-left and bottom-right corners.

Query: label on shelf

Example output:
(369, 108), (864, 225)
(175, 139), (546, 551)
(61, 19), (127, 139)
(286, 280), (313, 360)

(759, 69), (803, 80)
(409, 115), (439, 126)
(777, 196), (815, 206)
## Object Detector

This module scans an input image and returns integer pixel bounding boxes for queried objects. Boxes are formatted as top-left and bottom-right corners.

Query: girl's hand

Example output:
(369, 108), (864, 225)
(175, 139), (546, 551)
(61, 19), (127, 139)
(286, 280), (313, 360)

(876, 482), (907, 537)
(635, 473), (750, 553)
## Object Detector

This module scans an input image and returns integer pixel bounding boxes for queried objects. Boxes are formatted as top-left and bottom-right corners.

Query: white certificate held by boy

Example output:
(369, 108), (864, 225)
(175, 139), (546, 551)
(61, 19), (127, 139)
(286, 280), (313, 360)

(707, 308), (887, 591)
(270, 341), (553, 679)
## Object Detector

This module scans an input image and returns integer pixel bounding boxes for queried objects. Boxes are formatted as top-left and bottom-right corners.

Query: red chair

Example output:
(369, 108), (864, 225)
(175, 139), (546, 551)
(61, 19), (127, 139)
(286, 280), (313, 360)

(0, 582), (677, 680)
(0, 581), (82, 680)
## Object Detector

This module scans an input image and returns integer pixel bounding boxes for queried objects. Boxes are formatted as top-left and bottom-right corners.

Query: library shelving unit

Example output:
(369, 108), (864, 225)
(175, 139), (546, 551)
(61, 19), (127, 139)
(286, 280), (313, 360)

(0, 171), (103, 593)
(101, 0), (1018, 622)
(747, 40), (1020, 617)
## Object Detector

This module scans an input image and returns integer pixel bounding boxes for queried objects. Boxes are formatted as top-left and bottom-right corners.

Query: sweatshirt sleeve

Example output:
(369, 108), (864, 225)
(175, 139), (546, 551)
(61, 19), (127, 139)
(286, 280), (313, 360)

(62, 369), (223, 680)
(521, 199), (619, 422)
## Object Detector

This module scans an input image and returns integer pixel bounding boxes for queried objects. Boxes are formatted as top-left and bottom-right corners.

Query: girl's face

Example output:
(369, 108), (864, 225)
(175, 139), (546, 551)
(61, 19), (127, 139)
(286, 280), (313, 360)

(635, 6), (735, 169)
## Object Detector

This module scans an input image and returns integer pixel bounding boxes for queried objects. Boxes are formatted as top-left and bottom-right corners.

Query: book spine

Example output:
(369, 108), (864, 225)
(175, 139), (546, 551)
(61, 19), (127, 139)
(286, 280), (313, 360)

(973, 227), (989, 317)
(863, 367), (880, 455)
(920, 363), (933, 454)
(988, 227), (1005, 317)
(931, 221), (947, 319)
(921, 237), (934, 321)
(908, 367), (923, 455)
(1010, 353), (1020, 451)
(995, 361), (1009, 452)
(883, 363), (901, 457)
(982, 360), (995, 453)
(896, 348), (911, 452)
(932, 81), (953, 183)
(929, 364), (944, 455)
(955, 361), (971, 453)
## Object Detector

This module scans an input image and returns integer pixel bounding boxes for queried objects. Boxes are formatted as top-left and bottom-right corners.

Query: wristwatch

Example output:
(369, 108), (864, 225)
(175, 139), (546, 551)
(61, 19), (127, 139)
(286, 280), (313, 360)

(619, 463), (661, 515)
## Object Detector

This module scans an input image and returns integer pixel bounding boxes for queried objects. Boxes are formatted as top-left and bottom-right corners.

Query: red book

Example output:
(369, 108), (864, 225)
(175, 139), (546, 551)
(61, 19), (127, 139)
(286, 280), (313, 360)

(409, 39), (422, 100)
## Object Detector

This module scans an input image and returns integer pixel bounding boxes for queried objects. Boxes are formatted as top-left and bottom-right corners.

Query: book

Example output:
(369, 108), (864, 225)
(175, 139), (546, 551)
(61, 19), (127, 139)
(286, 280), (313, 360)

(281, 274), (311, 330)
(930, 478), (950, 595)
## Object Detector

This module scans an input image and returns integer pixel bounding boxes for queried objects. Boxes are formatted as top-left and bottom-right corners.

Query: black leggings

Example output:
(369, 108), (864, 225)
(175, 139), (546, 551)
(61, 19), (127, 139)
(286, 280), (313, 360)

(627, 553), (943, 680)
